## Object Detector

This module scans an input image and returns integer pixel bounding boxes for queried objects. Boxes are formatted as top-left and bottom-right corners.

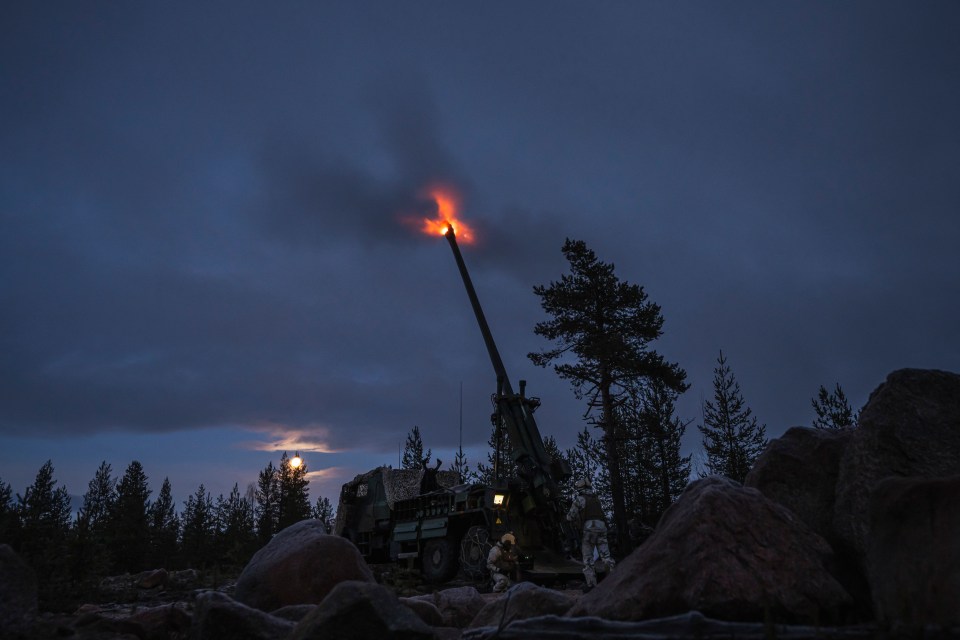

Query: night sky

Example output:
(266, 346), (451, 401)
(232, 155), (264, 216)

(3, 2), (958, 507)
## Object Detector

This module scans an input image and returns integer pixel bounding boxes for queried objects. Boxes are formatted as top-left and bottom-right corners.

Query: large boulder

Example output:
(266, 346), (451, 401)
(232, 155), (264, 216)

(191, 591), (295, 640)
(744, 426), (871, 618)
(834, 369), (960, 559)
(289, 580), (434, 640)
(0, 544), (38, 634)
(866, 475), (960, 630)
(568, 476), (852, 624)
(468, 582), (574, 628)
(234, 519), (374, 612)
(745, 426), (852, 545)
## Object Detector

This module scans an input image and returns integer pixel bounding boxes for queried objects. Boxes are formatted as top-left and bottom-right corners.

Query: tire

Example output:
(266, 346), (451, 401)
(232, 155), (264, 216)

(421, 538), (459, 584)
(458, 525), (492, 581)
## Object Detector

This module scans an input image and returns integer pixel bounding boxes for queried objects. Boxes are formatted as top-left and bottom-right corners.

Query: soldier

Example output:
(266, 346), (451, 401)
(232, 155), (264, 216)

(486, 532), (518, 593)
(566, 477), (614, 591)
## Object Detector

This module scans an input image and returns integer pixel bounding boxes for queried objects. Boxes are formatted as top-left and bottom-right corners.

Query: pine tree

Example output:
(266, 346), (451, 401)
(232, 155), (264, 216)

(72, 461), (116, 581)
(0, 477), (16, 544)
(632, 381), (691, 525)
(472, 415), (518, 484)
(277, 452), (311, 531)
(16, 460), (72, 608)
(312, 496), (335, 532)
(541, 435), (572, 501)
(812, 383), (858, 430)
(148, 477), (180, 569)
(529, 239), (687, 551)
(402, 426), (431, 470)
(108, 460), (152, 572)
(216, 483), (256, 568)
(254, 461), (280, 544)
(698, 351), (768, 483)
(181, 484), (215, 568)
(450, 447), (470, 483)
(564, 427), (610, 515)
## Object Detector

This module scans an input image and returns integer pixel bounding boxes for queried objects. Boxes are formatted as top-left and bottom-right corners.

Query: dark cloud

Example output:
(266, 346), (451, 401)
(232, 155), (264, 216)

(2, 1), (959, 500)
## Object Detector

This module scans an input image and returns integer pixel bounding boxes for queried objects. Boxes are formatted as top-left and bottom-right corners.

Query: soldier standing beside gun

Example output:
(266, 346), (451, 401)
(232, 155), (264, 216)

(567, 478), (615, 592)
(486, 532), (518, 593)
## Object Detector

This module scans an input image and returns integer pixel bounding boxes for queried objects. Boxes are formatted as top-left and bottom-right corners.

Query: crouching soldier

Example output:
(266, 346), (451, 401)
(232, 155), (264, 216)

(567, 478), (615, 591)
(486, 532), (518, 593)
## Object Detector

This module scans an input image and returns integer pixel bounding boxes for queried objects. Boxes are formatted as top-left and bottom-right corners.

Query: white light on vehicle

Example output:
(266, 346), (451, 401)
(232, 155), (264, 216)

(493, 493), (505, 506)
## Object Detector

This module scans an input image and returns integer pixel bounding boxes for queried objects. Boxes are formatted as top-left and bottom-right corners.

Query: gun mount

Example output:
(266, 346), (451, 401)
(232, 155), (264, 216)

(443, 226), (575, 556)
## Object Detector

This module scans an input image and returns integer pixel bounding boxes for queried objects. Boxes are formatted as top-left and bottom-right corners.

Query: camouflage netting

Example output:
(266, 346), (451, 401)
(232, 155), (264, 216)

(333, 467), (463, 536)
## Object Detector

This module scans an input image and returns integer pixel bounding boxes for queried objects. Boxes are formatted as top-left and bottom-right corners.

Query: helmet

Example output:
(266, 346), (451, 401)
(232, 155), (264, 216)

(575, 477), (592, 491)
(500, 532), (516, 546)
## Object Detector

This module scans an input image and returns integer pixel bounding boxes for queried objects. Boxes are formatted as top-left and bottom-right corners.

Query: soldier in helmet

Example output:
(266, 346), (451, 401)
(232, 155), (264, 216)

(566, 477), (615, 591)
(486, 532), (518, 593)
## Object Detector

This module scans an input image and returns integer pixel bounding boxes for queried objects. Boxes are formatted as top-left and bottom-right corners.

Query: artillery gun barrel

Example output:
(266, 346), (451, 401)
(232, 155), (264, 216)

(443, 227), (514, 395)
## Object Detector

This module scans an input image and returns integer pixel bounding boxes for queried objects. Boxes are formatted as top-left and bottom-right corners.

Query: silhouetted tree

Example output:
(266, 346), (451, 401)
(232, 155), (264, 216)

(698, 351), (767, 483)
(108, 461), (152, 572)
(630, 380), (691, 525)
(450, 447), (470, 483)
(812, 383), (859, 430)
(148, 477), (180, 569)
(215, 483), (256, 568)
(254, 461), (280, 544)
(181, 484), (215, 568)
(565, 425), (613, 518)
(529, 239), (687, 551)
(17, 460), (72, 608)
(277, 452), (311, 530)
(472, 416), (518, 484)
(0, 477), (16, 544)
(401, 426), (431, 470)
(312, 496), (335, 532)
(72, 461), (116, 582)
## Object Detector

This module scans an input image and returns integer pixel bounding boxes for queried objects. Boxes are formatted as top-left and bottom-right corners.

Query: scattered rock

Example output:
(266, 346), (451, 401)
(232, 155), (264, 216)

(834, 368), (960, 559)
(867, 475), (960, 631)
(268, 603), (317, 622)
(569, 476), (852, 624)
(409, 585), (486, 627)
(289, 580), (434, 640)
(399, 596), (445, 626)
(192, 590), (294, 640)
(135, 568), (168, 590)
(463, 611), (879, 640)
(127, 603), (191, 640)
(0, 544), (38, 635)
(469, 582), (574, 628)
(234, 519), (374, 612)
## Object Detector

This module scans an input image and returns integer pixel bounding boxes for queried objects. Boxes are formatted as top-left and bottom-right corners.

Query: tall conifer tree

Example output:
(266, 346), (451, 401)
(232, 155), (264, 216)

(530, 239), (687, 551)
(698, 351), (767, 483)
(109, 460), (152, 572)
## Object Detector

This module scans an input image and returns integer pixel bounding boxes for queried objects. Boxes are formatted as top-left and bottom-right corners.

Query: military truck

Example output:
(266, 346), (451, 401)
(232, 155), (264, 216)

(334, 226), (579, 583)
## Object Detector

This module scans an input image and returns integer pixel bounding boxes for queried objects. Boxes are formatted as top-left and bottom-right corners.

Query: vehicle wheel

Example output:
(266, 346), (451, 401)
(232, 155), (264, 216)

(459, 525), (492, 580)
(421, 538), (459, 584)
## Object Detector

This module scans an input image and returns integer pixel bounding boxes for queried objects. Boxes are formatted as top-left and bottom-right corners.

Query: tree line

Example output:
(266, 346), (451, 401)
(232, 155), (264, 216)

(404, 238), (859, 553)
(0, 451), (335, 611)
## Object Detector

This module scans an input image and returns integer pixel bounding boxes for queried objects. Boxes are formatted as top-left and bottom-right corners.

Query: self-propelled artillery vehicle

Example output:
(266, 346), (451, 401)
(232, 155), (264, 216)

(334, 226), (579, 583)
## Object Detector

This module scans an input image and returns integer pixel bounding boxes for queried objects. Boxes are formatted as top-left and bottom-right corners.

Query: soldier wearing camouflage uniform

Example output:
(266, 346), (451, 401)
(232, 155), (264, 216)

(486, 532), (518, 593)
(566, 477), (615, 590)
